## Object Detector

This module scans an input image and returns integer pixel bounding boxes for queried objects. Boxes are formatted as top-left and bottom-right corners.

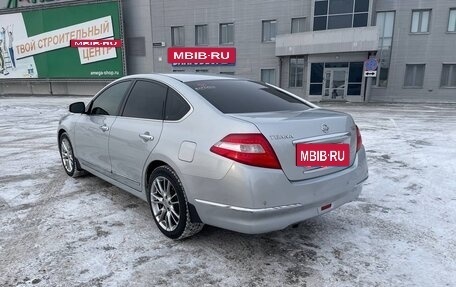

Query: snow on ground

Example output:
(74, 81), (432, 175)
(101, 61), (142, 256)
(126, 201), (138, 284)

(0, 97), (455, 287)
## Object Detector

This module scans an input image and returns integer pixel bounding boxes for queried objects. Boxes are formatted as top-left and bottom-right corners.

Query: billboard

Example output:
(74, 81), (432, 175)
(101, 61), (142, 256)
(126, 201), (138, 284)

(0, 0), (72, 10)
(0, 0), (125, 79)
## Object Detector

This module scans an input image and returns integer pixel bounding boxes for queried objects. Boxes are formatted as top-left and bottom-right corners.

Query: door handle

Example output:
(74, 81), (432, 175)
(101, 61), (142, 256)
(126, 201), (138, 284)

(100, 124), (109, 132)
(139, 133), (154, 142)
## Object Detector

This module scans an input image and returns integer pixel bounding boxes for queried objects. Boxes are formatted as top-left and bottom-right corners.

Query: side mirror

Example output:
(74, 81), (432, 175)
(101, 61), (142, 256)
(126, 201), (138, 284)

(69, 102), (85, 114)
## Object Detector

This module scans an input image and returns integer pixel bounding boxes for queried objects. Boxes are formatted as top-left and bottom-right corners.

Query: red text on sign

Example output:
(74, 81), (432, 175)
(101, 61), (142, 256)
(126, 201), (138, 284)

(296, 143), (350, 167)
(168, 47), (236, 64)
(70, 39), (122, 48)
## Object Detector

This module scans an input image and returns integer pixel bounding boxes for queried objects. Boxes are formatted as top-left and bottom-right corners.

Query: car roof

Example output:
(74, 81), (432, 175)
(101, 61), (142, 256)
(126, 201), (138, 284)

(118, 73), (239, 83)
(160, 73), (238, 82)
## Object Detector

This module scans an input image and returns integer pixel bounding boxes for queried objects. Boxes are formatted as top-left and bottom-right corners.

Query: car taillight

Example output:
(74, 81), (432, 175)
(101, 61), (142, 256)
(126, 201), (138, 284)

(356, 125), (363, 151)
(210, 133), (282, 169)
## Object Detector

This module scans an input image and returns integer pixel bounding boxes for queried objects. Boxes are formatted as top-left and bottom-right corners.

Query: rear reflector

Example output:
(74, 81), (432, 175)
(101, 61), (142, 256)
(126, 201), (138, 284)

(321, 203), (332, 211)
(210, 133), (281, 169)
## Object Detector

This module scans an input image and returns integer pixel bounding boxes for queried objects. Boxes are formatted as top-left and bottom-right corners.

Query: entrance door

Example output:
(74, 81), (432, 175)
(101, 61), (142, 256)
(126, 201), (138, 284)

(323, 68), (348, 101)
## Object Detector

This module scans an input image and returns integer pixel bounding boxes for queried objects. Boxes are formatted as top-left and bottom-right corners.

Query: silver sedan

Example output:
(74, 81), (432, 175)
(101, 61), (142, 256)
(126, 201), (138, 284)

(58, 74), (368, 239)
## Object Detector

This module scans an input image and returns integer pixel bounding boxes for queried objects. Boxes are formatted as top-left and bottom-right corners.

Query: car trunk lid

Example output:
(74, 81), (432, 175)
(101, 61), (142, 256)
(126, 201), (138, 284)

(229, 108), (357, 181)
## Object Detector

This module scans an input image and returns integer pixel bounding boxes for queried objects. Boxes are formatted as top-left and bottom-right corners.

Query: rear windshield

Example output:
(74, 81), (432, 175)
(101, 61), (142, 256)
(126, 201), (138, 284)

(185, 80), (310, 113)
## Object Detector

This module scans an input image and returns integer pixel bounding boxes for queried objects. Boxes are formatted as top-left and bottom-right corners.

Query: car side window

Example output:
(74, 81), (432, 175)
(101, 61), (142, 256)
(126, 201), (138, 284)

(122, 80), (167, 120)
(165, 88), (191, 120)
(90, 81), (131, 116)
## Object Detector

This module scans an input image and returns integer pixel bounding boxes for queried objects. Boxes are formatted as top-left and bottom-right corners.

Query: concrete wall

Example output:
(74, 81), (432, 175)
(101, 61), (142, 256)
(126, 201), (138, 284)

(0, 81), (109, 96)
(122, 0), (154, 74)
(276, 27), (379, 56)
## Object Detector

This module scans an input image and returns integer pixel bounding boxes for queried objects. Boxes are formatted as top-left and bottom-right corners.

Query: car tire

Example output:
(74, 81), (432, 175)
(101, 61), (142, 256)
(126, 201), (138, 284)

(59, 132), (85, 177)
(147, 165), (204, 239)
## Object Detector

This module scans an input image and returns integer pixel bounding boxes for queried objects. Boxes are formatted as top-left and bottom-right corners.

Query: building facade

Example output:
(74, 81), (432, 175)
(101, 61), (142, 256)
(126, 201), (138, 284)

(123, 0), (456, 103)
(1, 0), (455, 102)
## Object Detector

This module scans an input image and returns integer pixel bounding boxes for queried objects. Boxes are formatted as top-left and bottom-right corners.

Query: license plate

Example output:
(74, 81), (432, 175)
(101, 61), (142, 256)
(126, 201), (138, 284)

(296, 143), (350, 167)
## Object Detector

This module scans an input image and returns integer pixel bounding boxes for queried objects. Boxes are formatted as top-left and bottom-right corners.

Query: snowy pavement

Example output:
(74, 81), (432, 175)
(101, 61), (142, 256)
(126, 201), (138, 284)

(0, 97), (455, 287)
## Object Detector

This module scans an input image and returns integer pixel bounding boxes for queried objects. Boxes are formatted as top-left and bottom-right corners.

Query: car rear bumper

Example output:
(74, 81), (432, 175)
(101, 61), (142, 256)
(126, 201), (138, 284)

(187, 146), (368, 234)
(194, 180), (364, 234)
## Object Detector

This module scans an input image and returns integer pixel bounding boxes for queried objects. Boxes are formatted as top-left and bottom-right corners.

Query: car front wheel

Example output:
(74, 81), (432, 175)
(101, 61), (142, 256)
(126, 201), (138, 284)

(59, 132), (85, 177)
(147, 166), (203, 239)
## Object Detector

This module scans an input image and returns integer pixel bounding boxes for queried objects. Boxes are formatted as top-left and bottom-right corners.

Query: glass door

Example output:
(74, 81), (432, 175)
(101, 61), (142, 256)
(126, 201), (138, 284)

(322, 68), (348, 101)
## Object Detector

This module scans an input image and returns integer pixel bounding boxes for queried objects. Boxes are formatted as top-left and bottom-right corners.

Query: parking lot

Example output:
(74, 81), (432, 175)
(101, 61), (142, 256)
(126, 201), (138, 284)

(0, 97), (455, 287)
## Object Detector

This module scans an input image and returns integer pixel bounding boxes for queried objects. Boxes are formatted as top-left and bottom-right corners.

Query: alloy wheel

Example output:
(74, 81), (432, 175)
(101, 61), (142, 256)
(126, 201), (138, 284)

(150, 176), (180, 232)
(61, 138), (74, 173)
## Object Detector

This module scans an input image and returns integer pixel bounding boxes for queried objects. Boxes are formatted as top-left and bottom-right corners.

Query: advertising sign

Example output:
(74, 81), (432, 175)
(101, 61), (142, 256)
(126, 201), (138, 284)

(0, 0), (125, 79)
(296, 143), (350, 167)
(168, 47), (236, 66)
(0, 0), (71, 10)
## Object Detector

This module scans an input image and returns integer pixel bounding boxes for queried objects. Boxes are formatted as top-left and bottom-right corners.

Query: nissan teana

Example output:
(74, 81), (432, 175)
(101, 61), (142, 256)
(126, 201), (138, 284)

(58, 74), (368, 239)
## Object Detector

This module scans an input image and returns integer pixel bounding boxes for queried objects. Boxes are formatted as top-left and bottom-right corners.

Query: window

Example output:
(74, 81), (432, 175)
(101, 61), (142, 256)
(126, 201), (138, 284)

(171, 26), (185, 46)
(353, 13), (368, 27)
(310, 63), (324, 95)
(185, 80), (310, 114)
(404, 64), (425, 88)
(261, 69), (276, 85)
(122, 81), (167, 120)
(448, 9), (456, 32)
(329, 0), (353, 14)
(220, 71), (235, 75)
(441, 64), (456, 87)
(219, 23), (234, 44)
(313, 16), (327, 31)
(195, 24), (208, 45)
(354, 0), (369, 12)
(315, 1), (328, 16)
(90, 81), (131, 116)
(165, 89), (191, 120)
(313, 0), (369, 31)
(262, 20), (277, 42)
(291, 17), (306, 33)
(289, 56), (305, 87)
(376, 11), (395, 87)
(411, 10), (431, 33)
(348, 62), (363, 95)
(328, 14), (353, 29)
